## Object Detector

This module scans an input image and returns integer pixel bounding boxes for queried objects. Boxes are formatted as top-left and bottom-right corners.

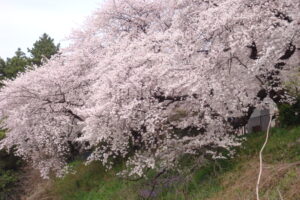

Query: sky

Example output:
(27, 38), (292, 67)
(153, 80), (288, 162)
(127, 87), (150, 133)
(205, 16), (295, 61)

(0, 0), (103, 59)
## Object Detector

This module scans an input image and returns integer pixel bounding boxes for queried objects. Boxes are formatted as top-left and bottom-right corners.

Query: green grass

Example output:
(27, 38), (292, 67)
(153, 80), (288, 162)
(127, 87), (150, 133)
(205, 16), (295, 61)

(49, 126), (300, 200)
(52, 161), (139, 200)
(240, 126), (300, 163)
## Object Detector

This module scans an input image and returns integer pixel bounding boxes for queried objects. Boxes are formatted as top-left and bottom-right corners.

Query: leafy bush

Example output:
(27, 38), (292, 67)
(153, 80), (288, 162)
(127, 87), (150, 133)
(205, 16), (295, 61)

(0, 131), (23, 200)
(278, 99), (300, 127)
(279, 66), (300, 127)
(0, 169), (18, 199)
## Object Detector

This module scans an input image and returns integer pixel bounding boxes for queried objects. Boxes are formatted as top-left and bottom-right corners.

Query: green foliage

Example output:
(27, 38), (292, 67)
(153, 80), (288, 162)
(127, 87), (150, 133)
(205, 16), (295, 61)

(0, 169), (18, 199)
(279, 68), (300, 127)
(0, 130), (5, 140)
(3, 48), (28, 79)
(0, 131), (23, 200)
(0, 33), (59, 83)
(27, 33), (60, 66)
(278, 99), (300, 127)
(0, 58), (6, 79)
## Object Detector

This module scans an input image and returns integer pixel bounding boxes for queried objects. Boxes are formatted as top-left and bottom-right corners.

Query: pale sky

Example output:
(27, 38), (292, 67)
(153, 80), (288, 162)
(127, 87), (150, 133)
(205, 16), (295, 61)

(0, 0), (103, 59)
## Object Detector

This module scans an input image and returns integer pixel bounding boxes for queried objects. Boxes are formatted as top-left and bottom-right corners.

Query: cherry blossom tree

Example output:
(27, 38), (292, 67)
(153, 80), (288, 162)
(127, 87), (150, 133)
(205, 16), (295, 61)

(0, 0), (299, 178)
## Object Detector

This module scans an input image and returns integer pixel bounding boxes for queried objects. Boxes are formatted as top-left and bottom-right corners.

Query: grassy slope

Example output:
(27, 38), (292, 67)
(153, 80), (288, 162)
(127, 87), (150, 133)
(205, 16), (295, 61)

(28, 126), (300, 200)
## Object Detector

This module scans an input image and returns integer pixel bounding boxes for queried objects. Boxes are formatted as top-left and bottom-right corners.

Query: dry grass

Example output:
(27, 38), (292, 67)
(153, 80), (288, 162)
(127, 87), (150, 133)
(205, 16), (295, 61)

(17, 166), (55, 200)
(207, 160), (300, 200)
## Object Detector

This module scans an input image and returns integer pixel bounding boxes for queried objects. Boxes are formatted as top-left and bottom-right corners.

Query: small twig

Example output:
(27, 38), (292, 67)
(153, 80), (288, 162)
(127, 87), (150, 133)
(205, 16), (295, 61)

(277, 187), (284, 200)
(122, 175), (145, 182)
(256, 115), (272, 200)
(277, 161), (300, 172)
(147, 169), (166, 199)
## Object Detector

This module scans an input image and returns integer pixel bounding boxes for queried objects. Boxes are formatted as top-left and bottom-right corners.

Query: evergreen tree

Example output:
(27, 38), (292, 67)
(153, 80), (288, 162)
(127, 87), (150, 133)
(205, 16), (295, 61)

(4, 48), (28, 79)
(28, 33), (60, 66)
(0, 57), (6, 78)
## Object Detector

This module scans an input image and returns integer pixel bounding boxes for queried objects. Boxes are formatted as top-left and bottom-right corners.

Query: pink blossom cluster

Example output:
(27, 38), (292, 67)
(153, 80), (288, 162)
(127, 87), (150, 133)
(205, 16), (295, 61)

(0, 0), (299, 178)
